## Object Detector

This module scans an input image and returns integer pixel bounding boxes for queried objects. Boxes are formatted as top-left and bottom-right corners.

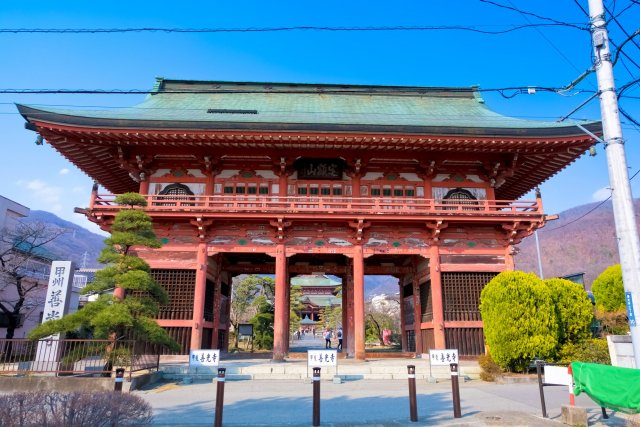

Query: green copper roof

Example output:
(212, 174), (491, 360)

(17, 78), (600, 137)
(291, 274), (342, 288)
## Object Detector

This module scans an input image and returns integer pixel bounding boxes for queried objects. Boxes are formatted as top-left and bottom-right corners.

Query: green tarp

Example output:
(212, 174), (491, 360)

(572, 362), (640, 414)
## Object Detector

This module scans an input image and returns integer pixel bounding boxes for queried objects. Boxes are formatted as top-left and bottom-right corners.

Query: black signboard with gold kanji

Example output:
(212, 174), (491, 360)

(296, 159), (344, 180)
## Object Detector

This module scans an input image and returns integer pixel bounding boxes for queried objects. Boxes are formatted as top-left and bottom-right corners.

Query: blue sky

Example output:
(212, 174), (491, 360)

(0, 1), (638, 235)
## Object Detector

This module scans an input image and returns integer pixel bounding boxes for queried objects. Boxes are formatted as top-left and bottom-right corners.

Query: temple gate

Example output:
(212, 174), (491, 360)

(17, 79), (600, 360)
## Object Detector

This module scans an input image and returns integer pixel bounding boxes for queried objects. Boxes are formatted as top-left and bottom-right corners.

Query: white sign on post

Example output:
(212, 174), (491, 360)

(307, 349), (338, 367)
(189, 349), (220, 367)
(35, 261), (75, 371)
(429, 349), (459, 366)
(544, 365), (572, 386)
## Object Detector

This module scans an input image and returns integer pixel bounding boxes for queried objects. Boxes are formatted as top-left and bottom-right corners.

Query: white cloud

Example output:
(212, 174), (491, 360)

(592, 187), (611, 202)
(16, 179), (65, 212)
(59, 168), (70, 175)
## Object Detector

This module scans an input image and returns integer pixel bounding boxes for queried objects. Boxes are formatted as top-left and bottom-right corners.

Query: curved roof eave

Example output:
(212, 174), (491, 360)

(17, 104), (602, 139)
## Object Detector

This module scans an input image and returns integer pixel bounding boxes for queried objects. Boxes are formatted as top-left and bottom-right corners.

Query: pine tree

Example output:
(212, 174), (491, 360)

(29, 193), (179, 354)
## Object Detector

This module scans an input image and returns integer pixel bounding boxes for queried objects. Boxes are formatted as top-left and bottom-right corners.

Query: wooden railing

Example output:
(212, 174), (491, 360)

(90, 193), (542, 217)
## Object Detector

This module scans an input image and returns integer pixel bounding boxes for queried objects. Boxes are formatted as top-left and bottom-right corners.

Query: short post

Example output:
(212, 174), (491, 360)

(601, 406), (609, 419)
(312, 367), (321, 427)
(568, 364), (575, 406)
(536, 360), (548, 418)
(407, 365), (418, 422)
(114, 367), (125, 393)
(450, 363), (462, 418)
(214, 368), (226, 427)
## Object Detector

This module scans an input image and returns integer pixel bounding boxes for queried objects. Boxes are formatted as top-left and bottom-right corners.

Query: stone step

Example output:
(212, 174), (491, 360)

(159, 360), (481, 382)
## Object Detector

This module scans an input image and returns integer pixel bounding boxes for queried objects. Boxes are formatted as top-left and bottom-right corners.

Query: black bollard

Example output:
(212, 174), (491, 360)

(450, 363), (462, 418)
(407, 365), (418, 422)
(536, 360), (548, 418)
(214, 368), (226, 427)
(114, 368), (125, 393)
(313, 367), (321, 426)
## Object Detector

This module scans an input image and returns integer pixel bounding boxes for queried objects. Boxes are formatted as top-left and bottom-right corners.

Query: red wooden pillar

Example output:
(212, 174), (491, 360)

(211, 259), (222, 349)
(430, 246), (446, 349)
(341, 274), (348, 349)
(285, 269), (291, 352)
(399, 277), (408, 351)
(412, 273), (423, 355)
(190, 242), (208, 350)
(223, 293), (231, 351)
(353, 245), (365, 360)
(273, 243), (288, 360)
(139, 178), (150, 195)
(345, 263), (355, 357)
(505, 247), (515, 271)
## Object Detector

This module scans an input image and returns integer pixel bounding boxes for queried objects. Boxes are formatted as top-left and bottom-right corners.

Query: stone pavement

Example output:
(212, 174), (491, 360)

(134, 351), (635, 426)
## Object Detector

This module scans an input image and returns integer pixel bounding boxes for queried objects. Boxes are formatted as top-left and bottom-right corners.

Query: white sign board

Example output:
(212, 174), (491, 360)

(308, 350), (338, 367)
(544, 365), (572, 386)
(35, 261), (75, 370)
(429, 349), (459, 366)
(189, 349), (220, 367)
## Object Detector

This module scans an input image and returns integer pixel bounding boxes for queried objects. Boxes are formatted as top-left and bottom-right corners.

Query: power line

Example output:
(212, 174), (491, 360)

(479, 0), (588, 31)
(503, 0), (588, 75)
(0, 23), (586, 35)
(0, 85), (597, 95)
(542, 168), (640, 233)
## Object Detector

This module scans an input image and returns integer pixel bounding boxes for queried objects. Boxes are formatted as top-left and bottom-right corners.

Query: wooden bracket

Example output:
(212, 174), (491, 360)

(269, 217), (292, 240)
(426, 220), (448, 243)
(501, 220), (536, 245)
(348, 219), (371, 242)
(191, 217), (214, 241)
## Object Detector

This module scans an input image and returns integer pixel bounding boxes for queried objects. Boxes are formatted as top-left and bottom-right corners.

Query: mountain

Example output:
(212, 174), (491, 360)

(515, 199), (639, 289)
(23, 211), (105, 268)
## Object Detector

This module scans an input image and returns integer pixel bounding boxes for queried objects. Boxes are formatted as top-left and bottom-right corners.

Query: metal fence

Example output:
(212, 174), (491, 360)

(0, 339), (160, 380)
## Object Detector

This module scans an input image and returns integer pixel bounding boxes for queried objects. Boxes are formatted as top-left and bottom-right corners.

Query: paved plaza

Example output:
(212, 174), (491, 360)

(134, 337), (635, 426)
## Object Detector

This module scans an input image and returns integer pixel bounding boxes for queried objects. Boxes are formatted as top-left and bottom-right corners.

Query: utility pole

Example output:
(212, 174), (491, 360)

(588, 0), (640, 367)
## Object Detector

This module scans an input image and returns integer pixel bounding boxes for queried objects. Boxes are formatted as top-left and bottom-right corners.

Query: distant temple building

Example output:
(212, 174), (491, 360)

(18, 78), (600, 359)
(292, 274), (341, 324)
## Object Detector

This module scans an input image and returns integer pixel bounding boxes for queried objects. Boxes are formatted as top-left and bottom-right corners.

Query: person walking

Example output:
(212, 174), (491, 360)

(336, 328), (343, 351)
(324, 328), (332, 349)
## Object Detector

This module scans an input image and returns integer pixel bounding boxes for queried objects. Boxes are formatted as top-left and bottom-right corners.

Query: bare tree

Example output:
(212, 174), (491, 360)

(0, 221), (66, 339)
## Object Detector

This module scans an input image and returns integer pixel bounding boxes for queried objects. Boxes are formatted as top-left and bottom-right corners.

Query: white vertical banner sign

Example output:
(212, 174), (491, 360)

(34, 261), (75, 371)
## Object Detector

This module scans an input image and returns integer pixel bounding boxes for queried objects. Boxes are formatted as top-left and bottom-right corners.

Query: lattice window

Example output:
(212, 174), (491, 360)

(162, 327), (191, 354)
(442, 188), (480, 210)
(445, 328), (485, 356)
(442, 272), (497, 322)
(204, 279), (214, 322)
(159, 183), (195, 196)
(420, 281), (433, 322)
(151, 269), (196, 320)
(403, 297), (414, 325)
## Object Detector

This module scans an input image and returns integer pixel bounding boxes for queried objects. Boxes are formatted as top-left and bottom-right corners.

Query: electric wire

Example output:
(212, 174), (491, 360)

(0, 86), (598, 95)
(542, 169), (640, 233)
(605, 3), (640, 53)
(478, 0), (588, 31)
(0, 24), (585, 35)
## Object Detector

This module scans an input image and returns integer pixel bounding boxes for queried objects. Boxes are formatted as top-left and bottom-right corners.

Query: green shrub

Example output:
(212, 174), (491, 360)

(478, 352), (502, 382)
(0, 391), (152, 426)
(592, 264), (626, 312)
(595, 309), (630, 336)
(544, 278), (593, 345)
(555, 338), (611, 365)
(480, 271), (558, 372)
